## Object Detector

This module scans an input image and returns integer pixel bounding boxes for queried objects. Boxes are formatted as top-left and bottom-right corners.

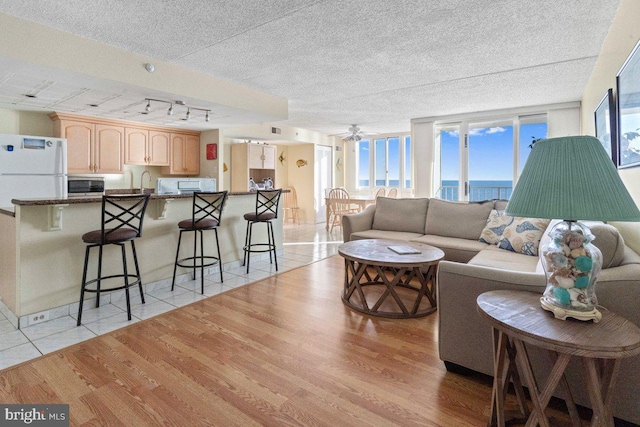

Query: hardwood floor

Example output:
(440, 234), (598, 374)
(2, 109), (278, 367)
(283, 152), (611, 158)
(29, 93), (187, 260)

(0, 256), (584, 426)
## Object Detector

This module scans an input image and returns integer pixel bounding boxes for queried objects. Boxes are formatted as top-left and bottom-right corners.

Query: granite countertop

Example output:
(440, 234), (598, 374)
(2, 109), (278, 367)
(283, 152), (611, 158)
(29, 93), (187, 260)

(1, 190), (287, 216)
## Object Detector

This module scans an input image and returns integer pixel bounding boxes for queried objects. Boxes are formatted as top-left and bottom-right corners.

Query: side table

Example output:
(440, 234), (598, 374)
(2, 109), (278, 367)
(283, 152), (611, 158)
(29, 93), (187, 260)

(477, 290), (640, 427)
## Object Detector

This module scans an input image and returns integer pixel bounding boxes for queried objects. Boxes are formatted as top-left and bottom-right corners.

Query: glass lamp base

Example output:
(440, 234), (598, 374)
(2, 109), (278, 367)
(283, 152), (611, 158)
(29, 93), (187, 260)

(540, 295), (602, 323)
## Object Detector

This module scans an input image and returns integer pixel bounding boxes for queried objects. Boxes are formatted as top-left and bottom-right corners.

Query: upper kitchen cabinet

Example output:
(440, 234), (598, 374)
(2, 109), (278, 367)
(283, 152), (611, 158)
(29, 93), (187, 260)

(248, 143), (276, 169)
(231, 143), (276, 192)
(50, 114), (123, 174)
(124, 128), (170, 166)
(162, 133), (200, 175)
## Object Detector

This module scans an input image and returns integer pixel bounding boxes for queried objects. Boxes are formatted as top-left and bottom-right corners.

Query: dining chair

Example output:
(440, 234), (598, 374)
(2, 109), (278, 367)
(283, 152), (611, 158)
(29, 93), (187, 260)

(283, 185), (300, 225)
(373, 187), (386, 199)
(327, 187), (353, 232)
(387, 187), (398, 198)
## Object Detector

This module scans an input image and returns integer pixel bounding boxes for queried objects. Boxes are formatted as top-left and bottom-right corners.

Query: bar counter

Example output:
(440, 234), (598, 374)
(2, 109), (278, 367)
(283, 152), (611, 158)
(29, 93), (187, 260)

(0, 190), (283, 322)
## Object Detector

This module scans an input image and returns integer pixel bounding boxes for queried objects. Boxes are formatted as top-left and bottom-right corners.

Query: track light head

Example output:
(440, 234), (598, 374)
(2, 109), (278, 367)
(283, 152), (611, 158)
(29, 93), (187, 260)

(167, 105), (173, 116)
(145, 100), (151, 112)
(186, 109), (191, 120)
(205, 111), (210, 122)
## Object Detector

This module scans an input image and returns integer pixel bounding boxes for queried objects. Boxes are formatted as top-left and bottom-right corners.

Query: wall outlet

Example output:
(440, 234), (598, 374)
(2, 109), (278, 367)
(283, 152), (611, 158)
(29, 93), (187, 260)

(29, 310), (50, 326)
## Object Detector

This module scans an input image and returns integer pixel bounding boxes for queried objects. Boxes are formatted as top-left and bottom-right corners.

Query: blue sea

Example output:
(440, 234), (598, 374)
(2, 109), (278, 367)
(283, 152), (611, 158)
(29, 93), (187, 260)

(441, 180), (512, 202)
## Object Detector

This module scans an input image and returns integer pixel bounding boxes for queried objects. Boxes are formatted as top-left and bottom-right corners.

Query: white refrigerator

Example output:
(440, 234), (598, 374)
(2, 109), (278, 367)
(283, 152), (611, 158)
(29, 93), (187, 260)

(0, 134), (67, 210)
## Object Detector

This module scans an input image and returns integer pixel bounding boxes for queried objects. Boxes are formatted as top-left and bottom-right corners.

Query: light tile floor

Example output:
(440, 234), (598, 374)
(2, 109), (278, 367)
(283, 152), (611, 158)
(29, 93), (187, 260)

(0, 222), (344, 370)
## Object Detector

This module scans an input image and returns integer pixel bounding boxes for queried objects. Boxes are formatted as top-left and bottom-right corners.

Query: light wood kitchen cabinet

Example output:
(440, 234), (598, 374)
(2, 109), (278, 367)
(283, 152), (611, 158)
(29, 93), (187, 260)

(124, 128), (170, 166)
(163, 134), (200, 175)
(53, 117), (123, 174)
(231, 143), (276, 192)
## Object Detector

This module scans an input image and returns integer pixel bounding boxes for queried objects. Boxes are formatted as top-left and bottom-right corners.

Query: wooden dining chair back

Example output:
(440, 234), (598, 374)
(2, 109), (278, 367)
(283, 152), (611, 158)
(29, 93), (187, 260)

(328, 187), (352, 232)
(283, 185), (300, 225)
(387, 187), (398, 198)
(373, 187), (386, 199)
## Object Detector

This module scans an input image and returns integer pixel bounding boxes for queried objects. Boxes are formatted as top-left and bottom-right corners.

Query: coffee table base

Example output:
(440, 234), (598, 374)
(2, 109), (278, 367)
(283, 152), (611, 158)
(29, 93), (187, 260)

(342, 260), (437, 319)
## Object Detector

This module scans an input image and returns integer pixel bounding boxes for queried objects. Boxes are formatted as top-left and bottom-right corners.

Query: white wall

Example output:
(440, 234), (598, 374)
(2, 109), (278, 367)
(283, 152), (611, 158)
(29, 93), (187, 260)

(580, 0), (640, 252)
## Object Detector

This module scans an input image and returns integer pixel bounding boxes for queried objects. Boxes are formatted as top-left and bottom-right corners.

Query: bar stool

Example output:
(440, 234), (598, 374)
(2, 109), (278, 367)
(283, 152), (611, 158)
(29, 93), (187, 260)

(171, 191), (228, 294)
(242, 189), (282, 273)
(77, 194), (150, 326)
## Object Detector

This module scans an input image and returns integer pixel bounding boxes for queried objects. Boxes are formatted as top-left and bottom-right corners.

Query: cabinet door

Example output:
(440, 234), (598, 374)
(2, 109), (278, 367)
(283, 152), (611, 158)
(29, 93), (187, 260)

(262, 145), (277, 169)
(95, 124), (124, 173)
(248, 144), (264, 169)
(62, 120), (94, 173)
(124, 127), (148, 165)
(184, 135), (200, 175)
(148, 131), (170, 166)
(169, 134), (186, 174)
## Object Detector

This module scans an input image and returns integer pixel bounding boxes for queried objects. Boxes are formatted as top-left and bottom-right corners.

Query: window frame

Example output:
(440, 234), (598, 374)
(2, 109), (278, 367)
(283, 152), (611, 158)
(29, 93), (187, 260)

(357, 133), (411, 190)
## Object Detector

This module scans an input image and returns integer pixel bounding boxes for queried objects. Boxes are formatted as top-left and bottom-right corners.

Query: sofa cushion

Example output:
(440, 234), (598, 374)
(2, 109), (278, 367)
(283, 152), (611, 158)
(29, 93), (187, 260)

(469, 245), (541, 272)
(425, 199), (493, 240)
(591, 224), (626, 268)
(350, 230), (425, 242)
(410, 234), (488, 263)
(479, 209), (513, 244)
(372, 197), (429, 234)
(497, 217), (550, 256)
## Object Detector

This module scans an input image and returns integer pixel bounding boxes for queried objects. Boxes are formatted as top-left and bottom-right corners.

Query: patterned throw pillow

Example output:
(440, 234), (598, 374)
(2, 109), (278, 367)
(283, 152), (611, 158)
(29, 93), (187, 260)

(497, 217), (551, 256)
(479, 209), (514, 244)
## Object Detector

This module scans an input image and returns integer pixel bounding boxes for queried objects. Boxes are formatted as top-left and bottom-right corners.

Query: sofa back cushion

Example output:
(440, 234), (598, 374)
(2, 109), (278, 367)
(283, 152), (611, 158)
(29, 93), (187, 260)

(425, 199), (493, 240)
(372, 197), (429, 234)
(591, 224), (626, 268)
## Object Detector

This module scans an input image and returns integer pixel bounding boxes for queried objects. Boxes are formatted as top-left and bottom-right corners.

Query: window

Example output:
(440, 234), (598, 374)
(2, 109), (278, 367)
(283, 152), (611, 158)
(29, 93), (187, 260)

(436, 115), (547, 202)
(357, 134), (411, 190)
(357, 140), (370, 187)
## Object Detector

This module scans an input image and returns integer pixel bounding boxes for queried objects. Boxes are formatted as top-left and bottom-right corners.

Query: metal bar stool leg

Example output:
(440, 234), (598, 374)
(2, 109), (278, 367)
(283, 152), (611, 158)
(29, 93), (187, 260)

(199, 229), (205, 294)
(172, 230), (184, 291)
(266, 222), (273, 264)
(246, 222), (254, 274)
(215, 228), (223, 283)
(77, 246), (92, 326)
(131, 240), (144, 304)
(269, 221), (278, 271)
(121, 243), (132, 321)
(242, 220), (250, 267)
(96, 244), (103, 308)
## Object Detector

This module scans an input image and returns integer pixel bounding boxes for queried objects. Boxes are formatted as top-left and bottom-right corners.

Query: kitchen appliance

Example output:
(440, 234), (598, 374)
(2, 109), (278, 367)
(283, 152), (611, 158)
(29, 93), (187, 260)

(156, 177), (216, 195)
(0, 134), (67, 210)
(67, 176), (105, 197)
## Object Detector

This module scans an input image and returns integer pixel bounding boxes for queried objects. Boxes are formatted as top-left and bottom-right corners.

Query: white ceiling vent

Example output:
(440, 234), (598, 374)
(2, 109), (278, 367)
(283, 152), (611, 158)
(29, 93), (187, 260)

(271, 127), (281, 135)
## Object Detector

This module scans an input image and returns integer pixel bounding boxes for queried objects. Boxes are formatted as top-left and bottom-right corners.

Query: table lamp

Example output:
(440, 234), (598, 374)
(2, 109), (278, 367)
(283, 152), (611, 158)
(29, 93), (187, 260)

(506, 136), (640, 322)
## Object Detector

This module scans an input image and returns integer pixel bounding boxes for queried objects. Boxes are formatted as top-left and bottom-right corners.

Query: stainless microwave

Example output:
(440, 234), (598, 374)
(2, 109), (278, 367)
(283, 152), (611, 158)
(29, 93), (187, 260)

(67, 176), (105, 197)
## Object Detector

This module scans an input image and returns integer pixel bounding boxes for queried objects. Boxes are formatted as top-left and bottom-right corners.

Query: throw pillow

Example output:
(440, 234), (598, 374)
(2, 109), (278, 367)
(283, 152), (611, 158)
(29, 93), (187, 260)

(497, 217), (551, 256)
(479, 209), (514, 244)
(590, 224), (626, 268)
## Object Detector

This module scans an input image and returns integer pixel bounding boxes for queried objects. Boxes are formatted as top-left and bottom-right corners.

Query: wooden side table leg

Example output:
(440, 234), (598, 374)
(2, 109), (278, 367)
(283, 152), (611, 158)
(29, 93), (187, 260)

(583, 358), (619, 427)
(547, 351), (581, 427)
(489, 328), (509, 427)
(513, 339), (552, 427)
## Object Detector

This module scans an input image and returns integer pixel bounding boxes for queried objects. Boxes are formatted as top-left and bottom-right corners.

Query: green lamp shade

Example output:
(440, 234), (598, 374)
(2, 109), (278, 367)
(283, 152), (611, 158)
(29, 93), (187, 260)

(506, 136), (640, 221)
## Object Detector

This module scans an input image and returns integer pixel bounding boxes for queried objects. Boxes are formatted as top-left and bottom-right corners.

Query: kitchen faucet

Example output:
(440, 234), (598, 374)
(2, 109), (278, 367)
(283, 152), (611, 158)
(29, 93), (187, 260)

(140, 170), (151, 194)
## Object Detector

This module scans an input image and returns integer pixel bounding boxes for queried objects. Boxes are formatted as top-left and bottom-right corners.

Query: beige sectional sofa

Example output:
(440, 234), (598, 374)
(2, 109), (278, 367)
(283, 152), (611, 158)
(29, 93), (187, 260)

(342, 197), (640, 425)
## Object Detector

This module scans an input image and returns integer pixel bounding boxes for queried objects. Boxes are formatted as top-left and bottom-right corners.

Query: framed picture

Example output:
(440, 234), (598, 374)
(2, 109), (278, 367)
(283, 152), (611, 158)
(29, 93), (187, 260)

(616, 39), (640, 169)
(594, 88), (617, 165)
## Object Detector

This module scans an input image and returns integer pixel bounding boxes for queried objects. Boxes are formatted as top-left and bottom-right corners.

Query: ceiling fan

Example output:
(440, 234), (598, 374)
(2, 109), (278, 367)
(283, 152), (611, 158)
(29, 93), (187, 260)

(339, 124), (377, 142)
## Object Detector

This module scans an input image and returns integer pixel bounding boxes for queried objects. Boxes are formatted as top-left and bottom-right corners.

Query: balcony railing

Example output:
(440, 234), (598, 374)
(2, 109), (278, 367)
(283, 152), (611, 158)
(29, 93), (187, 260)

(438, 185), (512, 202)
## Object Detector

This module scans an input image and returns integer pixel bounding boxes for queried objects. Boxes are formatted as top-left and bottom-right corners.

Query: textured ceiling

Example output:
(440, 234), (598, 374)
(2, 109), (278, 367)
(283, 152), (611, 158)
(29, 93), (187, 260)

(0, 0), (622, 136)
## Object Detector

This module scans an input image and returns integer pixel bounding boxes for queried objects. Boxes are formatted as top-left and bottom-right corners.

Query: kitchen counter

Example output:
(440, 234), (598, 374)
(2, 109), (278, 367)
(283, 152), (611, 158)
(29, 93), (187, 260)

(0, 189), (285, 322)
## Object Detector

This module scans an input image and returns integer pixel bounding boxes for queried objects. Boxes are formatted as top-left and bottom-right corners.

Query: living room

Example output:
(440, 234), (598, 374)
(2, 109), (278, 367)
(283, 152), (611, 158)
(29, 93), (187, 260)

(1, 1), (640, 426)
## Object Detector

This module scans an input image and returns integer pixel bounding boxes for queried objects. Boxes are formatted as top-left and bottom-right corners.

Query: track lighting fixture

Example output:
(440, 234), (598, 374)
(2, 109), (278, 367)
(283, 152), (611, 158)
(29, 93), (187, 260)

(143, 98), (211, 122)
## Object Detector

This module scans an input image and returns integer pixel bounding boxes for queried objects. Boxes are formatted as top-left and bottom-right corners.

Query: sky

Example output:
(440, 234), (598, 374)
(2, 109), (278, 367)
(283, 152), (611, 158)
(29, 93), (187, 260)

(441, 122), (547, 181)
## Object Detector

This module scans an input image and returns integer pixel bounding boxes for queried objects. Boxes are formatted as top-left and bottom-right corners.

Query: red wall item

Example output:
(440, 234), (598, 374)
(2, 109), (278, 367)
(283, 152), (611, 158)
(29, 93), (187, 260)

(206, 143), (217, 160)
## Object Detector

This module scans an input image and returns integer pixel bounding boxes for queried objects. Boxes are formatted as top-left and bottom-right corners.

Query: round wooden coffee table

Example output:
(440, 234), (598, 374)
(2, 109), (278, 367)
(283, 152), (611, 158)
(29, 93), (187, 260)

(338, 239), (444, 318)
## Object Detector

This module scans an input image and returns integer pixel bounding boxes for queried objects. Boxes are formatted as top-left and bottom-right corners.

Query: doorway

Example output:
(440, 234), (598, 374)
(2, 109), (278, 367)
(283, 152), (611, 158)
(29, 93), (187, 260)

(314, 145), (332, 223)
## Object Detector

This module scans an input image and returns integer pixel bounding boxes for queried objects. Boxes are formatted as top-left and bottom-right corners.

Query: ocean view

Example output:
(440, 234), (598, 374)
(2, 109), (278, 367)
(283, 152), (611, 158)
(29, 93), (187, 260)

(441, 180), (512, 201)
